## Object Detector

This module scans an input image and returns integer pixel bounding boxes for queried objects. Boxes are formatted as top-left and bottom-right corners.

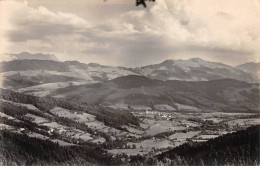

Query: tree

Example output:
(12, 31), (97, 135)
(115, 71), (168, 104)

(199, 159), (205, 166)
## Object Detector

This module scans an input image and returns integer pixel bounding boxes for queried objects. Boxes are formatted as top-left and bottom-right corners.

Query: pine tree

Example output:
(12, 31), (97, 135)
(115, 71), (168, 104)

(199, 159), (205, 166)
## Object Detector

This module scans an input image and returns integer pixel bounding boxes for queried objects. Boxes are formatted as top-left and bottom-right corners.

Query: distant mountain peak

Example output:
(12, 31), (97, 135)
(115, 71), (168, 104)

(140, 57), (256, 82)
(1, 52), (58, 61)
(112, 74), (151, 81)
(188, 57), (204, 63)
(161, 57), (205, 65)
(87, 62), (110, 68)
(161, 59), (175, 65)
(237, 62), (260, 67)
(65, 60), (81, 64)
(88, 63), (101, 67)
(19, 52), (30, 55)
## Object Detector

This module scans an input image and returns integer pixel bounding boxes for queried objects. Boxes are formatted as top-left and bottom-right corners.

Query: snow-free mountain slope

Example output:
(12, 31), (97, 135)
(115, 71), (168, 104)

(236, 62), (260, 80)
(139, 58), (256, 82)
(0, 57), (256, 83)
(52, 75), (260, 112)
(0, 58), (257, 96)
(0, 60), (137, 92)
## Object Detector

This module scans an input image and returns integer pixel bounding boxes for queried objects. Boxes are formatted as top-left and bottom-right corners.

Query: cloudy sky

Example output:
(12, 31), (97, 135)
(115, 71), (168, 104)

(0, 0), (260, 67)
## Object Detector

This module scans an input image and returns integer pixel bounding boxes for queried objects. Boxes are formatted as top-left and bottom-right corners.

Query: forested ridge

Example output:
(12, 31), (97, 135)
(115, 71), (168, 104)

(0, 130), (123, 166)
(0, 89), (140, 130)
(1, 125), (259, 165)
(154, 125), (260, 166)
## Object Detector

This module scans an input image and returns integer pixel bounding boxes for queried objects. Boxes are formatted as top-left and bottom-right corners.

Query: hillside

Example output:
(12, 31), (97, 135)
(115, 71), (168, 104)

(52, 75), (260, 112)
(0, 130), (123, 165)
(0, 60), (69, 72)
(0, 88), (139, 129)
(0, 60), (137, 92)
(237, 62), (260, 80)
(0, 88), (259, 165)
(0, 88), (143, 155)
(139, 58), (256, 82)
(154, 125), (260, 166)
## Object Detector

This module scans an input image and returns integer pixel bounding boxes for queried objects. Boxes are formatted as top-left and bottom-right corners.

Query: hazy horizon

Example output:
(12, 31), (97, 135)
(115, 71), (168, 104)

(1, 51), (258, 68)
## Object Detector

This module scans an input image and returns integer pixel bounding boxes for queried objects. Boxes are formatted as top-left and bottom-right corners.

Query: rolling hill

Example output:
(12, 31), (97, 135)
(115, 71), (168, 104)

(51, 75), (260, 112)
(0, 60), (137, 92)
(237, 62), (260, 81)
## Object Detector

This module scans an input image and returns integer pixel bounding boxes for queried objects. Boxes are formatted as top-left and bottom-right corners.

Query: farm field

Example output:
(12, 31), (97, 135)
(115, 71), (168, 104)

(0, 91), (259, 157)
(105, 109), (260, 156)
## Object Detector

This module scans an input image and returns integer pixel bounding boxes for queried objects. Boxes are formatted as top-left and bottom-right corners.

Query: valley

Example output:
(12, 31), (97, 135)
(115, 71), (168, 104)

(0, 88), (259, 159)
(108, 110), (259, 156)
(0, 57), (259, 165)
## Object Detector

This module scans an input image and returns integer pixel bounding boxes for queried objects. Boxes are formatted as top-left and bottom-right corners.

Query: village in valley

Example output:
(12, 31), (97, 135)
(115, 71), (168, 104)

(107, 105), (260, 156)
(1, 93), (259, 158)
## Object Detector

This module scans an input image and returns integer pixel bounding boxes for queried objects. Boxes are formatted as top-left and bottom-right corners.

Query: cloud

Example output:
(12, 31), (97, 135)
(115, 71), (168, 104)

(1, 0), (260, 66)
(82, 0), (260, 66)
(4, 0), (90, 42)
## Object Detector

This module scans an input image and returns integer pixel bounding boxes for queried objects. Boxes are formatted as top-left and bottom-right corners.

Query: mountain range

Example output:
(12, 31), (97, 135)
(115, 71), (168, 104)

(0, 55), (257, 87)
(0, 53), (259, 112)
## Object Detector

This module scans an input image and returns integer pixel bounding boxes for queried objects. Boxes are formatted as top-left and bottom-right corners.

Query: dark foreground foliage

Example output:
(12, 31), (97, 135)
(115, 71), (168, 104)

(154, 125), (260, 166)
(0, 125), (259, 166)
(0, 130), (123, 166)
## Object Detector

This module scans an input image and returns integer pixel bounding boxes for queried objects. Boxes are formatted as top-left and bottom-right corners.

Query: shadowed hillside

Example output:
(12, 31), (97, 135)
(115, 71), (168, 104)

(0, 130), (121, 166)
(155, 125), (260, 166)
(52, 75), (260, 112)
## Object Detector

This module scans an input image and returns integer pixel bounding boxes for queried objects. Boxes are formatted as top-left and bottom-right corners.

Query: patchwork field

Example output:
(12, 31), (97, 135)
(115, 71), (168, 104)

(0, 90), (259, 157)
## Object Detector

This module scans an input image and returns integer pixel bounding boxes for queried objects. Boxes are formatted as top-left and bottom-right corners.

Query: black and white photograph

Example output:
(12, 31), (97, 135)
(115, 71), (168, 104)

(0, 0), (259, 166)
